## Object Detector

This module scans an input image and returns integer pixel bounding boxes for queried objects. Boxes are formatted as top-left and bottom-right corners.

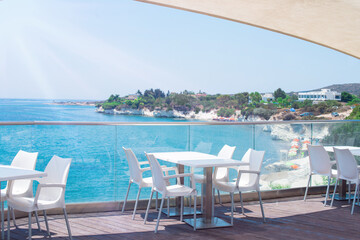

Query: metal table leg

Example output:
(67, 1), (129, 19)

(184, 167), (232, 229)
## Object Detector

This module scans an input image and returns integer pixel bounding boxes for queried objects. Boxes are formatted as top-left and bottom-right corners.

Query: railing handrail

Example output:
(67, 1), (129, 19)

(0, 120), (359, 126)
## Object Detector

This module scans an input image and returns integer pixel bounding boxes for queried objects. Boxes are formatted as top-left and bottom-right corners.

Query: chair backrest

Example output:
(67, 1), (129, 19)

(241, 148), (251, 163)
(248, 149), (265, 186)
(217, 145), (236, 159)
(215, 145), (236, 180)
(236, 148), (252, 183)
(38, 155), (71, 205)
(334, 148), (358, 181)
(307, 145), (332, 175)
(10, 150), (38, 196)
(146, 153), (167, 193)
(123, 147), (142, 184)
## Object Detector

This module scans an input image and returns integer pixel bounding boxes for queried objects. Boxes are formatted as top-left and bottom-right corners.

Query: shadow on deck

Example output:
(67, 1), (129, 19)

(6, 195), (360, 240)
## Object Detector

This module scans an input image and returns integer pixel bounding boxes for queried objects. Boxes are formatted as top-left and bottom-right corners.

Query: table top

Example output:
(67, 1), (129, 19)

(0, 165), (47, 182)
(324, 146), (360, 156)
(150, 151), (247, 168)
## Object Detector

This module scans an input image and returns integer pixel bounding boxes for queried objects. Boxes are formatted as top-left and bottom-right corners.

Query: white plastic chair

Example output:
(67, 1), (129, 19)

(191, 145), (236, 209)
(144, 153), (197, 233)
(122, 147), (177, 219)
(330, 148), (360, 214)
(213, 149), (266, 224)
(304, 145), (337, 206)
(8, 155), (72, 240)
(1, 150), (38, 228)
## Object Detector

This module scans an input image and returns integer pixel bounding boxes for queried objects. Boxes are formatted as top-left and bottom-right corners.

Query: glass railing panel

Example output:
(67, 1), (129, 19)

(115, 125), (189, 201)
(0, 125), (33, 164)
(31, 125), (117, 203)
(189, 124), (254, 195)
(0, 125), (33, 190)
(318, 120), (360, 162)
(255, 123), (313, 190)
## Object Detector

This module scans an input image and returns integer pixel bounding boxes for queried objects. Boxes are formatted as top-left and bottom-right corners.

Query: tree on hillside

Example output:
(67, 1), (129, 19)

(154, 89), (165, 99)
(341, 91), (354, 102)
(136, 90), (142, 96)
(216, 95), (231, 107)
(234, 92), (249, 106)
(108, 94), (120, 102)
(274, 88), (286, 100)
(250, 92), (262, 103)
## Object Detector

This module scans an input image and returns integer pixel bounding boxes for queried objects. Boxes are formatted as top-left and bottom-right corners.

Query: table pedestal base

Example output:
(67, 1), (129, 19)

(183, 217), (232, 229)
(162, 207), (202, 217)
(329, 193), (355, 201)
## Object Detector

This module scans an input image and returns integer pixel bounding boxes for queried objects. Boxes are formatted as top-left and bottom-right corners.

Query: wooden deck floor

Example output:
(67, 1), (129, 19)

(6, 195), (360, 240)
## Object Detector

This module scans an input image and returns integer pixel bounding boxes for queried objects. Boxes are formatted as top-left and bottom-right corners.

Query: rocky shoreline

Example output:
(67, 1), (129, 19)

(96, 106), (265, 122)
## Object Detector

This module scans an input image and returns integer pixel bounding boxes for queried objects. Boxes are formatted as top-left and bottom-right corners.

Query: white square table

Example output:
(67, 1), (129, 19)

(0, 165), (47, 240)
(150, 151), (248, 229)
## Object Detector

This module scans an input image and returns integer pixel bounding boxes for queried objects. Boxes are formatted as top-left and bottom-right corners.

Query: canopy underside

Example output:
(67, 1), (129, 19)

(137, 0), (360, 59)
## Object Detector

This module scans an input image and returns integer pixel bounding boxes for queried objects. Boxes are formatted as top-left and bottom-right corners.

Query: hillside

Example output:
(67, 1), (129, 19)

(310, 83), (360, 96)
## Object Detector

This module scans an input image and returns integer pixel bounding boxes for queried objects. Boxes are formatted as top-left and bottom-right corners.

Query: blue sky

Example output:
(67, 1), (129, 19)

(1, 0), (359, 100)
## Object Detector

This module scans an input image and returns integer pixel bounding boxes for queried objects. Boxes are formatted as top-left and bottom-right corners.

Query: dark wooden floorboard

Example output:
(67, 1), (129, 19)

(4, 195), (360, 239)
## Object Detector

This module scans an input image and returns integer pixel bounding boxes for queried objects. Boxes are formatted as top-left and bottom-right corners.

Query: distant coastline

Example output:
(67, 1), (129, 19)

(48, 101), (102, 107)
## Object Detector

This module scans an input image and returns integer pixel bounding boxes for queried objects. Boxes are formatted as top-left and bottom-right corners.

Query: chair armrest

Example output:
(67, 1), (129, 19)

(238, 170), (260, 175)
(161, 166), (177, 172)
(235, 170), (260, 186)
(163, 173), (193, 180)
(139, 161), (149, 166)
(164, 173), (195, 188)
(140, 167), (151, 172)
(34, 184), (66, 206)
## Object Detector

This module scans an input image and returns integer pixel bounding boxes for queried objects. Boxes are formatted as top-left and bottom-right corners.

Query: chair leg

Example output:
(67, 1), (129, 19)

(43, 210), (50, 237)
(144, 190), (154, 224)
(217, 190), (222, 205)
(239, 191), (245, 215)
(34, 211), (41, 231)
(180, 196), (184, 222)
(324, 176), (331, 206)
(122, 181), (132, 213)
(330, 179), (339, 207)
(28, 212), (32, 240)
(132, 187), (142, 220)
(304, 174), (311, 201)
(11, 208), (17, 228)
(350, 184), (358, 215)
(193, 195), (197, 231)
(258, 191), (266, 223)
(230, 192), (234, 226)
(348, 182), (351, 204)
(155, 197), (165, 233)
(7, 206), (10, 240)
(63, 208), (73, 240)
(155, 192), (158, 210)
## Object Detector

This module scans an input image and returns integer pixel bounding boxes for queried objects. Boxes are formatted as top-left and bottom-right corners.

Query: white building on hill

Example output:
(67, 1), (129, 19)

(261, 93), (274, 102)
(298, 89), (341, 101)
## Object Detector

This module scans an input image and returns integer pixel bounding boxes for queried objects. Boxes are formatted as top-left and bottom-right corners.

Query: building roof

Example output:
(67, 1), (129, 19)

(137, 0), (360, 59)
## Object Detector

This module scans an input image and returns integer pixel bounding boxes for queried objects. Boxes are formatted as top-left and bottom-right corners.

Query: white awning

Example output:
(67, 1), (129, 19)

(137, 0), (360, 59)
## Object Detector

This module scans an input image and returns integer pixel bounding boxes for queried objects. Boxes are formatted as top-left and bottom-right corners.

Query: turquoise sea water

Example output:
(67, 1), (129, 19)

(0, 99), (289, 203)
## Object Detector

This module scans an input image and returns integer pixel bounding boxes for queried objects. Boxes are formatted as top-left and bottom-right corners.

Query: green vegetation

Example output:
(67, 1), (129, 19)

(99, 87), (359, 120)
(347, 106), (360, 120)
(269, 183), (291, 190)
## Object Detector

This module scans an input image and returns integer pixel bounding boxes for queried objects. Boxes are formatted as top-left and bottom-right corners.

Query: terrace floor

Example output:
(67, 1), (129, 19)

(6, 195), (360, 240)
